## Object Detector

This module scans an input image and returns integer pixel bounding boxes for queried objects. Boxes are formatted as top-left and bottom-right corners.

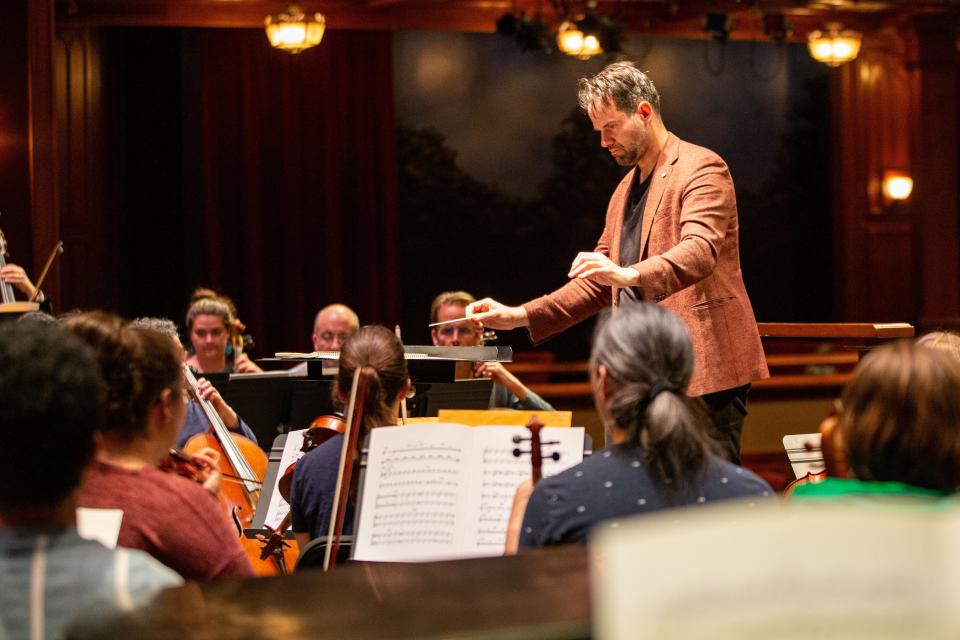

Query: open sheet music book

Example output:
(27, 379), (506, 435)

(353, 422), (585, 562)
(592, 501), (960, 639)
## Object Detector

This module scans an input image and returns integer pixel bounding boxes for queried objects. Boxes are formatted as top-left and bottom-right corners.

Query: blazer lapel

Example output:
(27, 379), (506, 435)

(638, 133), (679, 259)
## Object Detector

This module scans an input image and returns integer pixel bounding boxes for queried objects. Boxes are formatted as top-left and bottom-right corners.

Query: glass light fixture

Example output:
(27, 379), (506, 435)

(265, 4), (326, 54)
(807, 23), (862, 67)
(556, 19), (603, 60)
(882, 170), (913, 202)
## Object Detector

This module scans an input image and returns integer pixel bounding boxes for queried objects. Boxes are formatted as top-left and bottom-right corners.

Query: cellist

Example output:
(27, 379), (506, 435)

(289, 325), (411, 550)
(65, 311), (254, 581)
(131, 317), (257, 448)
(0, 262), (51, 313)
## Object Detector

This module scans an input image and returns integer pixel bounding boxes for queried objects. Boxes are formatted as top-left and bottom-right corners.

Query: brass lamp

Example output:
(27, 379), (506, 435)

(807, 23), (862, 67)
(265, 4), (326, 54)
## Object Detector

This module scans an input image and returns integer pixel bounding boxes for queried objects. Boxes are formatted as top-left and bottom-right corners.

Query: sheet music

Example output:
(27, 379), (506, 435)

(76, 508), (123, 549)
(782, 433), (824, 479)
(593, 502), (960, 639)
(465, 426), (583, 552)
(353, 423), (584, 562)
(261, 429), (307, 530)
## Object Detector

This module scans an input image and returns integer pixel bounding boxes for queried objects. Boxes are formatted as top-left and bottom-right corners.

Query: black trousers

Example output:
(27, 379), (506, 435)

(699, 383), (751, 466)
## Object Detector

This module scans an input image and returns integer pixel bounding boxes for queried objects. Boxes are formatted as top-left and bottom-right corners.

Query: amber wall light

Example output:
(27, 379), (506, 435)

(882, 171), (913, 203)
(265, 4), (326, 54)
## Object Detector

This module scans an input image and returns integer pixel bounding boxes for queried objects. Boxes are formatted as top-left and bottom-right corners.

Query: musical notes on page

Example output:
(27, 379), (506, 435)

(352, 423), (584, 562)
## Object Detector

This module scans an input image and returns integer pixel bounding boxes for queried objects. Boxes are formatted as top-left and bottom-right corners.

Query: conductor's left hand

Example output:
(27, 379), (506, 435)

(568, 252), (640, 288)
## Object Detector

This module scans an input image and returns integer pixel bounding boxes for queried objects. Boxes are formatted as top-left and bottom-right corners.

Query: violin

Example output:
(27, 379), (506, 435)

(783, 411), (847, 496)
(257, 414), (347, 565)
(513, 416), (560, 484)
(276, 414), (346, 501)
(159, 448), (210, 484)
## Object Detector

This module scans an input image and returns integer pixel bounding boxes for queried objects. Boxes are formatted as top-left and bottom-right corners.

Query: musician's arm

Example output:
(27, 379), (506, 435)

(504, 479), (535, 555)
(0, 263), (44, 303)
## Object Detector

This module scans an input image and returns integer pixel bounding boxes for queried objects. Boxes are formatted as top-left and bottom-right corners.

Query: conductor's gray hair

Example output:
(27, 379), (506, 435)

(590, 302), (719, 487)
(577, 61), (661, 117)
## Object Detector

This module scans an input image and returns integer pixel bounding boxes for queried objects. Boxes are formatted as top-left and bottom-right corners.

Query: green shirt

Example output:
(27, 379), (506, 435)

(790, 477), (949, 505)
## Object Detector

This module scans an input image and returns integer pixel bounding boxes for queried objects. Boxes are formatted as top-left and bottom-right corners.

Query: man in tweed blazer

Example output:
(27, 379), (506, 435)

(468, 61), (767, 462)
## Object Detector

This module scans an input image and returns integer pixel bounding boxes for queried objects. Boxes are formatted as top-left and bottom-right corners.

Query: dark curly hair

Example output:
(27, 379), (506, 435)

(62, 311), (183, 442)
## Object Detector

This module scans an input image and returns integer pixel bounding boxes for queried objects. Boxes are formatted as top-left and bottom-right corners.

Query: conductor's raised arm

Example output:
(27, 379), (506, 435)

(465, 297), (529, 330)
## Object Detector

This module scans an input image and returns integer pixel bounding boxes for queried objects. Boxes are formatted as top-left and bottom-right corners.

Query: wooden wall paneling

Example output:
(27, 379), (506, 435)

(0, 2), (33, 269)
(863, 219), (913, 321)
(908, 14), (960, 330)
(832, 24), (914, 323)
(28, 0), (61, 306)
(54, 27), (113, 312)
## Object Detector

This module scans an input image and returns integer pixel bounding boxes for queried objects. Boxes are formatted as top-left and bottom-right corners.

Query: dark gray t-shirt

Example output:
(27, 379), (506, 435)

(618, 169), (653, 306)
(518, 445), (773, 548)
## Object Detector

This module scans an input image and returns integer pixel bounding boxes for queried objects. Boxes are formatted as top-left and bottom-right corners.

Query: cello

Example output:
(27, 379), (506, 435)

(181, 366), (299, 575)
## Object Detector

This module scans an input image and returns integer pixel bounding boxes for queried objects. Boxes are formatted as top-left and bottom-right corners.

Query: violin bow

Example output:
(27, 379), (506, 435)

(323, 367), (368, 571)
(31, 241), (64, 303)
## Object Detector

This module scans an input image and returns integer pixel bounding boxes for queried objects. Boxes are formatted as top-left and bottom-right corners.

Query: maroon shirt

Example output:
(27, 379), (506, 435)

(78, 460), (254, 581)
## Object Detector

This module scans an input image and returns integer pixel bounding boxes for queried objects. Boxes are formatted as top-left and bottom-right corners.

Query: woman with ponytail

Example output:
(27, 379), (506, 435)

(289, 325), (411, 548)
(506, 302), (771, 552)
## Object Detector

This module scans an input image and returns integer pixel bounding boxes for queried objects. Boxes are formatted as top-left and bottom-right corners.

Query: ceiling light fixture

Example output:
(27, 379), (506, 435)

(807, 23), (862, 67)
(265, 4), (326, 54)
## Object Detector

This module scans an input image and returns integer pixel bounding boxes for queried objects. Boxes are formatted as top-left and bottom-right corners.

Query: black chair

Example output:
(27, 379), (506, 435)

(295, 535), (354, 570)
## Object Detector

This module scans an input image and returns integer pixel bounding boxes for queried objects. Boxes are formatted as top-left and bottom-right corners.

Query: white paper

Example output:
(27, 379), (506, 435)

(353, 423), (584, 562)
(782, 433), (824, 479)
(261, 429), (307, 530)
(76, 508), (123, 549)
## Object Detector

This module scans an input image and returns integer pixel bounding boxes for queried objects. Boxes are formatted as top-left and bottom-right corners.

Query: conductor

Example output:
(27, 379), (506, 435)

(468, 61), (768, 463)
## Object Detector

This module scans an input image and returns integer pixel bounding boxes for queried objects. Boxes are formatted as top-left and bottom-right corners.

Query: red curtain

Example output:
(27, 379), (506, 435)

(185, 28), (400, 353)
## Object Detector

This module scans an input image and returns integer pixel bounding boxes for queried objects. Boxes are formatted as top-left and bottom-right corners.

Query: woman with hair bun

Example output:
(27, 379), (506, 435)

(184, 288), (262, 374)
(289, 325), (411, 550)
(506, 302), (771, 552)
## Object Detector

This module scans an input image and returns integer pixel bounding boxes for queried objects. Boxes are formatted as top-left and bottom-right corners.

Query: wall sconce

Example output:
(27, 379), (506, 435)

(882, 170), (913, 204)
(807, 23), (862, 67)
(265, 4), (326, 54)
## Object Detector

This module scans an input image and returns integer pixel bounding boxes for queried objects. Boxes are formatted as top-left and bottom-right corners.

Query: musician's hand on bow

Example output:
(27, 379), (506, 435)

(465, 298), (528, 330)
(0, 263), (39, 300)
(568, 252), (640, 288)
(191, 447), (222, 495)
(196, 377), (240, 429)
(234, 353), (263, 374)
(503, 478), (536, 555)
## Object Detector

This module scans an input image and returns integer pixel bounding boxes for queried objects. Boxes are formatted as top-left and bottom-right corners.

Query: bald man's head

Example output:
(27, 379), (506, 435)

(312, 304), (359, 351)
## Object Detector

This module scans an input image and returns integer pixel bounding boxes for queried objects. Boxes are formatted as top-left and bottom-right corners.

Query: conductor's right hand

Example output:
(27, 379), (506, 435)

(465, 298), (528, 330)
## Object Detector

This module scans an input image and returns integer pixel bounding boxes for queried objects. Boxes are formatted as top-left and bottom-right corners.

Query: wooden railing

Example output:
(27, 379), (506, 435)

(515, 322), (915, 400)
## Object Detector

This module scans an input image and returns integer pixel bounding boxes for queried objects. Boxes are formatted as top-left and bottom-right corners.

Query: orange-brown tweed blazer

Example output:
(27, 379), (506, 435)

(523, 133), (768, 397)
